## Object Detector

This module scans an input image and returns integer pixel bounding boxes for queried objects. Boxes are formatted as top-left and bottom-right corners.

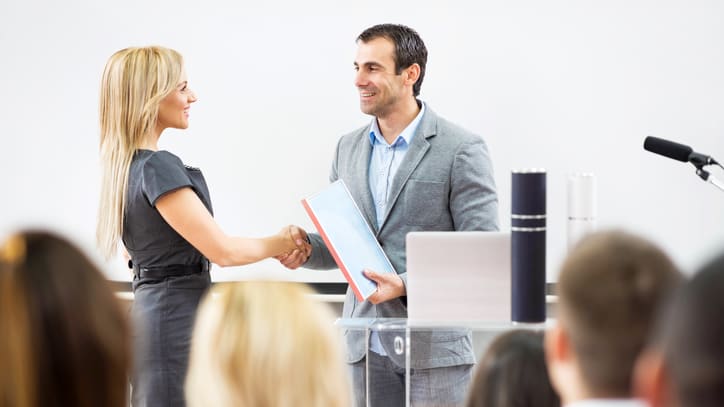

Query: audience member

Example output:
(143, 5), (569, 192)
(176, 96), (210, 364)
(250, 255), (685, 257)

(0, 230), (130, 407)
(635, 251), (724, 407)
(545, 229), (682, 406)
(185, 281), (351, 407)
(466, 329), (560, 407)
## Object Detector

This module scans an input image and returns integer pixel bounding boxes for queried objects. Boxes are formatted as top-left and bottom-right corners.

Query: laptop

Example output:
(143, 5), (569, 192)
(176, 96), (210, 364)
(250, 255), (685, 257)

(406, 231), (511, 323)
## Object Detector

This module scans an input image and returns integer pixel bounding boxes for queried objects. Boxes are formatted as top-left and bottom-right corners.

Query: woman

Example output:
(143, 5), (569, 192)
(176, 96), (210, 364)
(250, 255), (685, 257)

(96, 46), (307, 406)
(0, 230), (130, 407)
(186, 281), (351, 407)
(466, 329), (560, 407)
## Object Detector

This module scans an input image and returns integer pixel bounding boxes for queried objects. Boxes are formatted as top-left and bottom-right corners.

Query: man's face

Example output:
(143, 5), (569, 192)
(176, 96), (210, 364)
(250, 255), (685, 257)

(353, 37), (408, 118)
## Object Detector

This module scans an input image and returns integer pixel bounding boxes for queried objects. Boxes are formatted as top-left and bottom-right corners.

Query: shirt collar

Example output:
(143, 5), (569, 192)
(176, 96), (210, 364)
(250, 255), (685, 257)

(368, 101), (426, 146)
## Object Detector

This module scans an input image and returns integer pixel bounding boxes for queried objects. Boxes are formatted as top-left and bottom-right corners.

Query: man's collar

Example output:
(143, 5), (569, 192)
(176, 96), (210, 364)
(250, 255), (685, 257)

(368, 100), (426, 146)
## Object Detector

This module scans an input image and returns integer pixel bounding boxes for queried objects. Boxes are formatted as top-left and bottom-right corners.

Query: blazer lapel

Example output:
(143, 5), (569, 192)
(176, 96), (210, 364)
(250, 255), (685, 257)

(378, 108), (437, 231)
(348, 130), (379, 234)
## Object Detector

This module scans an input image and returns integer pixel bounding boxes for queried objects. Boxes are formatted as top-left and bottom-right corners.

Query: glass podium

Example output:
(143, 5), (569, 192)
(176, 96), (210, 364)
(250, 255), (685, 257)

(335, 318), (549, 407)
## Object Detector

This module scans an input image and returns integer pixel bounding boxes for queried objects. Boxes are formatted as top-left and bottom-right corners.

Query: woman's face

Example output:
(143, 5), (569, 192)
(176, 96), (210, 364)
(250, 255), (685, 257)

(157, 70), (197, 131)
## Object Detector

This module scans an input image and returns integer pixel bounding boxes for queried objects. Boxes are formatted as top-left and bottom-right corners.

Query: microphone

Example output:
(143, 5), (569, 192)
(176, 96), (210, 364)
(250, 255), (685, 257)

(643, 136), (717, 166)
(644, 136), (724, 192)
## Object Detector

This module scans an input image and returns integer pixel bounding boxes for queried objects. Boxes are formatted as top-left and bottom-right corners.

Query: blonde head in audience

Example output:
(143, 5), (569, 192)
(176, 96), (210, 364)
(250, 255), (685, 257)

(0, 230), (130, 407)
(186, 281), (351, 407)
(466, 329), (560, 407)
(546, 229), (682, 403)
(96, 45), (185, 259)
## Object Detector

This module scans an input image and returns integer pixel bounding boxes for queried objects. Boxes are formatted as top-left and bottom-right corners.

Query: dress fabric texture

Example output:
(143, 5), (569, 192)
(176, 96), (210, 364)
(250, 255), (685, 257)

(124, 149), (213, 407)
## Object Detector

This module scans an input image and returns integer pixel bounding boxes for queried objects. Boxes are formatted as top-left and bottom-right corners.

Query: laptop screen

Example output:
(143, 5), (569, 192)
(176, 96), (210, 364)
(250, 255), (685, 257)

(406, 231), (511, 323)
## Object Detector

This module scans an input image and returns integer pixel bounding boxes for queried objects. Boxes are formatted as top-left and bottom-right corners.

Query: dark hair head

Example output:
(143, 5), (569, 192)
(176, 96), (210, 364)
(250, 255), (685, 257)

(0, 230), (130, 407)
(558, 229), (682, 397)
(357, 23), (428, 97)
(661, 252), (724, 407)
(466, 330), (560, 407)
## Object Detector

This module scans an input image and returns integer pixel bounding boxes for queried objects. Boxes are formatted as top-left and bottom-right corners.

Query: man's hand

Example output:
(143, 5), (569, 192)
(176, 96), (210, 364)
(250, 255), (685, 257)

(276, 225), (311, 269)
(364, 269), (406, 304)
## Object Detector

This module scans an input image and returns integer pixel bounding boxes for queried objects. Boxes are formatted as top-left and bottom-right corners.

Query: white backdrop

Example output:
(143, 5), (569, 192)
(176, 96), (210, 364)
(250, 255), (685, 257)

(1, 0), (723, 283)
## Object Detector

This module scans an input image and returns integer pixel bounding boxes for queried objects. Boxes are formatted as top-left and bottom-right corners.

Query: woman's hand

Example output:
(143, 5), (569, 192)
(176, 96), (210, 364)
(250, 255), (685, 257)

(276, 225), (312, 269)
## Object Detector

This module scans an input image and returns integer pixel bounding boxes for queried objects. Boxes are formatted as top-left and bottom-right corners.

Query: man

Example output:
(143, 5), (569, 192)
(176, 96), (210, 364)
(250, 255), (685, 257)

(634, 251), (724, 407)
(545, 230), (682, 407)
(279, 24), (498, 406)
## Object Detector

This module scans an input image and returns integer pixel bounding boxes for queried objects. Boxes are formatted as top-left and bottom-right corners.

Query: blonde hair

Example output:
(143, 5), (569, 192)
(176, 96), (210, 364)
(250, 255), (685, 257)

(96, 46), (183, 258)
(186, 281), (352, 407)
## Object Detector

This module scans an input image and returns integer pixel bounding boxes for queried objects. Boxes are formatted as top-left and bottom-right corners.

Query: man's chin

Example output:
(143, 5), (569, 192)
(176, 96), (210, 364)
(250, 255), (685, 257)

(359, 104), (376, 116)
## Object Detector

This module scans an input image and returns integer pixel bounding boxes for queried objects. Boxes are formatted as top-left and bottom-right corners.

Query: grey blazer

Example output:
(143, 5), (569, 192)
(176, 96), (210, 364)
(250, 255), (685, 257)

(305, 105), (499, 369)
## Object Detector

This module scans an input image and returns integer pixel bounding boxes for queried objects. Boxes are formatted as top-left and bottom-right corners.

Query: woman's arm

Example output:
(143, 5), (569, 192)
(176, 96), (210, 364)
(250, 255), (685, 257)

(155, 187), (300, 267)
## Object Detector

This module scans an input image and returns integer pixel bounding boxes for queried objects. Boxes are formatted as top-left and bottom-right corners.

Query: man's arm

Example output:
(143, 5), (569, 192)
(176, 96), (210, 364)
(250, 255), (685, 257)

(450, 139), (499, 231)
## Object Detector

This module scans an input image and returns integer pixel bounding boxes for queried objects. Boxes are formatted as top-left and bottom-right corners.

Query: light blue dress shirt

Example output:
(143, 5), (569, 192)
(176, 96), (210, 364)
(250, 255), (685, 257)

(368, 101), (426, 355)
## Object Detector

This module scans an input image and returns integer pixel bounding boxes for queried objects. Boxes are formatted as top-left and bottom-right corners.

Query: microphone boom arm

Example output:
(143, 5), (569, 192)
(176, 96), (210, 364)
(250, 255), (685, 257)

(693, 163), (724, 192)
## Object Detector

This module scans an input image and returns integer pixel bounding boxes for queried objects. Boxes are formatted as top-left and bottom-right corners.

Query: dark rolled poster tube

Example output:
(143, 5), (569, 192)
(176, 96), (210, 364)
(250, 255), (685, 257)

(511, 170), (547, 322)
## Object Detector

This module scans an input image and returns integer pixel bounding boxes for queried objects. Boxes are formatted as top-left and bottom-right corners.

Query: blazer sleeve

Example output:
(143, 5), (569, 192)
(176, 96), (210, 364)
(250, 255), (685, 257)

(450, 139), (500, 231)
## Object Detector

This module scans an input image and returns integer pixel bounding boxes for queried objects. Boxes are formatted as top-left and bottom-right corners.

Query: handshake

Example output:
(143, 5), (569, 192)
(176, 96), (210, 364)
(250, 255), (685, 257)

(274, 225), (406, 304)
(277, 225), (312, 269)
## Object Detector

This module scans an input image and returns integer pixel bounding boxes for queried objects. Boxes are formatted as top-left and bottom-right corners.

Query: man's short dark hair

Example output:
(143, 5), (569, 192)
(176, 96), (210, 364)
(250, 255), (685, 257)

(558, 230), (682, 397)
(357, 24), (428, 97)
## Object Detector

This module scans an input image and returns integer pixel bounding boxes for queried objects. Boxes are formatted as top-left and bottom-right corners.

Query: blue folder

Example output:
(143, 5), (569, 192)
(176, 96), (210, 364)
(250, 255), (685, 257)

(302, 180), (396, 301)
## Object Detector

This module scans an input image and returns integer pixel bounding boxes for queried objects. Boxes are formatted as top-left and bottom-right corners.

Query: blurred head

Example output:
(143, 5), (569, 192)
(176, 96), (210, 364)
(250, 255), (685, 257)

(186, 281), (351, 407)
(466, 330), (560, 407)
(97, 46), (195, 259)
(647, 251), (724, 407)
(354, 24), (427, 117)
(0, 230), (131, 407)
(546, 230), (682, 401)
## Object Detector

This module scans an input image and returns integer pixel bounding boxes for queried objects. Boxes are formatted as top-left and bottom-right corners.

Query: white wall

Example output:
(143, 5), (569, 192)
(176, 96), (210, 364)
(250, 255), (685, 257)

(1, 0), (723, 283)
